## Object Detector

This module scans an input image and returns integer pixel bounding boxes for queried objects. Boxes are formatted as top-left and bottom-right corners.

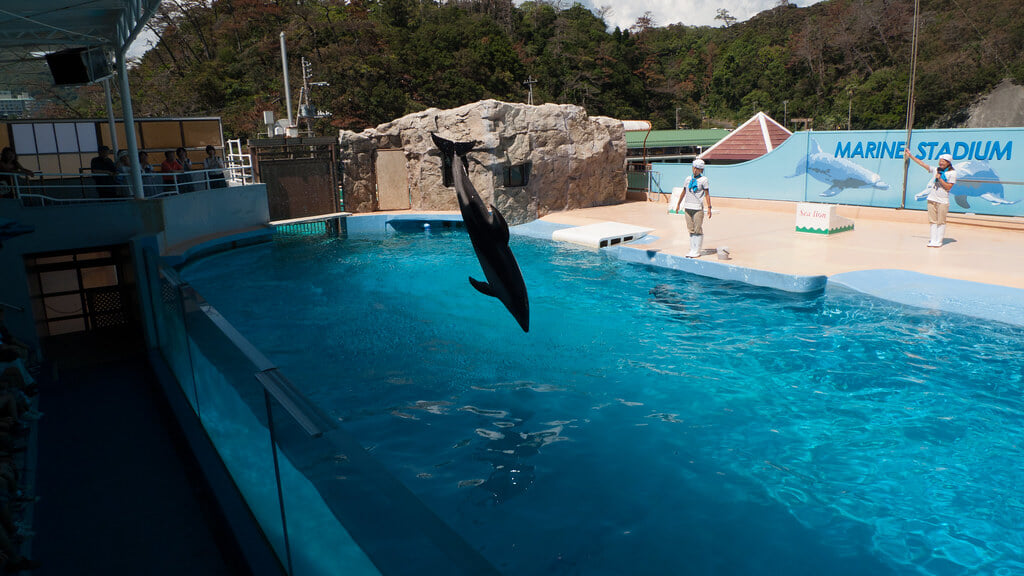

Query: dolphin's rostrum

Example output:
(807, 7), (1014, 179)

(431, 133), (530, 332)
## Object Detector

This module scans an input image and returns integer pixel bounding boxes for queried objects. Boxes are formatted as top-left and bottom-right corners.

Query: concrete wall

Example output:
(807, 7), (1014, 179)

(160, 184), (269, 251)
(0, 183), (269, 351)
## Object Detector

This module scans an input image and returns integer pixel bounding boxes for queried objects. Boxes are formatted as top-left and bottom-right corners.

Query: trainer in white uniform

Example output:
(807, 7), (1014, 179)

(673, 158), (712, 258)
(905, 149), (956, 248)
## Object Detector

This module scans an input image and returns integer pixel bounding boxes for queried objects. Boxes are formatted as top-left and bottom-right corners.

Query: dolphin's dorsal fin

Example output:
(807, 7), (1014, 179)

(469, 277), (495, 297)
(489, 204), (510, 244)
(954, 195), (971, 209)
(811, 140), (822, 154)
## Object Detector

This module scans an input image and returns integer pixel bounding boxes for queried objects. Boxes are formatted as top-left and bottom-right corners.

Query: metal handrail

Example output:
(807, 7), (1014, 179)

(256, 369), (330, 437)
(226, 138), (255, 184)
(2, 167), (236, 204)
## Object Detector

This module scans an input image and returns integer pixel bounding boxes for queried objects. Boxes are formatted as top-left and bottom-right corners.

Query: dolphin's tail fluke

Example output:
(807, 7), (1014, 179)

(431, 133), (476, 161)
(979, 193), (1019, 206)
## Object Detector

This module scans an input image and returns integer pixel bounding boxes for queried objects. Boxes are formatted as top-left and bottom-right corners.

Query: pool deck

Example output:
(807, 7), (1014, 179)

(539, 198), (1024, 291)
(537, 198), (1024, 326)
(348, 197), (1024, 325)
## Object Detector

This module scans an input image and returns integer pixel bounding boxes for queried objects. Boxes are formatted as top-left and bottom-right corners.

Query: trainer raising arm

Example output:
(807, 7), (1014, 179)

(904, 148), (956, 248)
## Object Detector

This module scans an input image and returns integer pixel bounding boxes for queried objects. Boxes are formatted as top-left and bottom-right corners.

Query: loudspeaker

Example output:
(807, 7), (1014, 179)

(46, 47), (112, 86)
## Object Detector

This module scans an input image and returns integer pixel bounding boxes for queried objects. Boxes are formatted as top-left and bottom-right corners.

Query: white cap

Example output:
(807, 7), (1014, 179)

(692, 159), (705, 170)
(938, 153), (953, 164)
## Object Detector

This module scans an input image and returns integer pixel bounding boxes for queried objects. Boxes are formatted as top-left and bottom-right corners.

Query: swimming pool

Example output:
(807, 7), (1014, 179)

(182, 227), (1024, 576)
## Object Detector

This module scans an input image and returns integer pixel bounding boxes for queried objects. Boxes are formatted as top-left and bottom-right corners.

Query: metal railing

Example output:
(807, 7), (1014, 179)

(1, 167), (237, 205)
(226, 139), (256, 185)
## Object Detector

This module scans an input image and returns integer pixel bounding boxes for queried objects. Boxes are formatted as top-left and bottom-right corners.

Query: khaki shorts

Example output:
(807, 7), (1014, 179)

(927, 200), (948, 225)
(684, 208), (704, 235)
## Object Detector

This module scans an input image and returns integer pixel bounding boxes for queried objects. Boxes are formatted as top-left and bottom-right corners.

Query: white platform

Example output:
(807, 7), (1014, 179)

(551, 221), (654, 248)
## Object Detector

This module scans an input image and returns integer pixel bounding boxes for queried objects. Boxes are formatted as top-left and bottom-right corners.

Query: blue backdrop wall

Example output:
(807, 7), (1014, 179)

(650, 128), (1023, 218)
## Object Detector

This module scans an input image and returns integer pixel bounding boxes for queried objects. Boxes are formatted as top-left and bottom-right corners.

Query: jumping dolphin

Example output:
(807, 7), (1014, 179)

(788, 140), (889, 197)
(914, 160), (1019, 208)
(431, 134), (530, 332)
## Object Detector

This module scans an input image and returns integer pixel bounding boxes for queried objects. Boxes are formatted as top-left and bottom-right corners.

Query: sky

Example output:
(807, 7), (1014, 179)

(546, 0), (826, 31)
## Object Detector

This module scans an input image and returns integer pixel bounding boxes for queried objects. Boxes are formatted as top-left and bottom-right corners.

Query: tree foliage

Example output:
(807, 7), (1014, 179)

(45, 0), (1024, 137)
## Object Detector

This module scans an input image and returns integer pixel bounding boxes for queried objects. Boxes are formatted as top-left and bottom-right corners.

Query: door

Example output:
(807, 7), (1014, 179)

(375, 149), (410, 210)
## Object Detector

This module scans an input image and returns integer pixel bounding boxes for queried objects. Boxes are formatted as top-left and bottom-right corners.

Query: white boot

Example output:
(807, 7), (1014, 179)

(927, 224), (938, 247)
(686, 234), (703, 258)
(932, 224), (946, 247)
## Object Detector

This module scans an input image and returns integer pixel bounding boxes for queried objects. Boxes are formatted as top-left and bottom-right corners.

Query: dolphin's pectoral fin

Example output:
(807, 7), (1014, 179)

(954, 195), (971, 209)
(489, 204), (510, 244)
(980, 193), (1018, 206)
(469, 277), (495, 297)
(820, 186), (841, 197)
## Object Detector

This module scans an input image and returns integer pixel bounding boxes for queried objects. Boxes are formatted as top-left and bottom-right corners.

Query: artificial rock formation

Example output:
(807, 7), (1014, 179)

(338, 99), (627, 224)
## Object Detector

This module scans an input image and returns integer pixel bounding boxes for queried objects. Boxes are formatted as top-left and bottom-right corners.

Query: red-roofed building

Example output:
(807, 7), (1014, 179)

(699, 112), (792, 164)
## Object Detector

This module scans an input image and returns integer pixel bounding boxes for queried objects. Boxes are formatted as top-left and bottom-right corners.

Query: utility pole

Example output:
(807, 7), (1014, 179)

(524, 76), (537, 106)
(783, 100), (788, 128)
(675, 108), (680, 130)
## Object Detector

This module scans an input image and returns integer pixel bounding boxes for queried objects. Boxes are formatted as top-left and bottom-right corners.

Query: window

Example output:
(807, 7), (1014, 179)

(25, 245), (134, 337)
(441, 154), (454, 188)
(503, 162), (531, 187)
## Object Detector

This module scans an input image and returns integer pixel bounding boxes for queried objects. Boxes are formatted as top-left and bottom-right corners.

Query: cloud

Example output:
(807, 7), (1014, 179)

(521, 0), (824, 31)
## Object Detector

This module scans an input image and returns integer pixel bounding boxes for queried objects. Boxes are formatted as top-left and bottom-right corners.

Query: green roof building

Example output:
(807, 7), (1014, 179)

(625, 129), (730, 162)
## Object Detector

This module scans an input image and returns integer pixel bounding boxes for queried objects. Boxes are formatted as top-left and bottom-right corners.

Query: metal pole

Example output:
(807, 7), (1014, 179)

(103, 78), (119, 154)
(848, 89), (852, 130)
(280, 32), (294, 129)
(117, 56), (145, 200)
(900, 0), (921, 209)
(783, 100), (788, 128)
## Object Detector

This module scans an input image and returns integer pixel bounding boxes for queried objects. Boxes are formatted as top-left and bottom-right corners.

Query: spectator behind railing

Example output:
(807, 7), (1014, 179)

(139, 151), (160, 198)
(113, 151), (132, 197)
(90, 146), (118, 199)
(175, 147), (197, 193)
(203, 145), (227, 189)
(160, 150), (183, 194)
(0, 148), (37, 199)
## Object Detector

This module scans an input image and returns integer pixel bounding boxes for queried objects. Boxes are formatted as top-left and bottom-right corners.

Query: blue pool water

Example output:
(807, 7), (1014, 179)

(182, 229), (1024, 576)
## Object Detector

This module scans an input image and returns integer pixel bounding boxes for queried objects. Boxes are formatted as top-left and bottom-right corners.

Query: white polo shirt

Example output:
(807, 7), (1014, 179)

(681, 174), (710, 210)
(925, 166), (956, 204)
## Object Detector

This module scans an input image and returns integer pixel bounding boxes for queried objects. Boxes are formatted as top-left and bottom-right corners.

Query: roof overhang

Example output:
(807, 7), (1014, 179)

(0, 0), (161, 72)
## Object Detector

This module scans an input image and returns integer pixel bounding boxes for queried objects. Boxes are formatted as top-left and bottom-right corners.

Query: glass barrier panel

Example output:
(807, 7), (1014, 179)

(179, 289), (288, 565)
(155, 268), (197, 409)
(265, 388), (380, 576)
(156, 260), (499, 575)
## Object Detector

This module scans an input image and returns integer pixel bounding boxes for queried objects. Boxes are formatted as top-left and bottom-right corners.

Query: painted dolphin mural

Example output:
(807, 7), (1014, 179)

(431, 133), (530, 333)
(913, 160), (1019, 208)
(788, 140), (889, 197)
